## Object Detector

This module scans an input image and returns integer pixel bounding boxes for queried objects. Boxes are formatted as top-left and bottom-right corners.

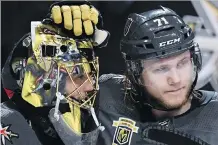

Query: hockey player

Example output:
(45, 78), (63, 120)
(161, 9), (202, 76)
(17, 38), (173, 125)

(2, 1), (218, 145)
(96, 6), (218, 145)
(1, 1), (109, 145)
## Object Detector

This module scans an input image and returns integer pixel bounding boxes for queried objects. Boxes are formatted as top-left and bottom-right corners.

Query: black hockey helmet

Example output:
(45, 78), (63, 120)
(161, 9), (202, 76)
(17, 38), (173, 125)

(120, 6), (202, 110)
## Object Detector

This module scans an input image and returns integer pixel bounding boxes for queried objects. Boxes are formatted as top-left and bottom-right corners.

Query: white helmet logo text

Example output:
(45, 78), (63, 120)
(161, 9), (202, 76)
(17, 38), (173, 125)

(159, 38), (181, 47)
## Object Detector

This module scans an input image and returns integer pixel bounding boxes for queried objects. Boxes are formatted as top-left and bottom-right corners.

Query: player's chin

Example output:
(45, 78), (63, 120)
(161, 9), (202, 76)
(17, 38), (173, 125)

(161, 95), (189, 109)
(163, 102), (185, 110)
(69, 94), (87, 101)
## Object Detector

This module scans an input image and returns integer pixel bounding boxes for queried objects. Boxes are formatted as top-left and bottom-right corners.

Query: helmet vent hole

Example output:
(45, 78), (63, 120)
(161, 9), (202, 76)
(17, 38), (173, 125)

(154, 27), (174, 36)
(181, 26), (185, 29)
(145, 44), (154, 49)
(42, 45), (56, 57)
(43, 83), (51, 90)
(184, 33), (189, 39)
(136, 44), (144, 48)
(60, 45), (68, 53)
(140, 36), (149, 40)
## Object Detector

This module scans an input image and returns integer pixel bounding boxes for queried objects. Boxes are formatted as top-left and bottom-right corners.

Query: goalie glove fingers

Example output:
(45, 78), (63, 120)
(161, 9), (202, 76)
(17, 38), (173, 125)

(61, 6), (73, 30)
(51, 6), (62, 24)
(51, 4), (98, 36)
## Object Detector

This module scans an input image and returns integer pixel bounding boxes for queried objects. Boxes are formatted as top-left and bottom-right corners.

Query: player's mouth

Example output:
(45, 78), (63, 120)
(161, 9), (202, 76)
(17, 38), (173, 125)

(165, 87), (185, 94)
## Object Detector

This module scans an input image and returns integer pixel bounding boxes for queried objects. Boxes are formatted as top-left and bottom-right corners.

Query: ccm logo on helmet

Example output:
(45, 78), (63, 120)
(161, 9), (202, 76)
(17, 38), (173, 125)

(159, 38), (181, 47)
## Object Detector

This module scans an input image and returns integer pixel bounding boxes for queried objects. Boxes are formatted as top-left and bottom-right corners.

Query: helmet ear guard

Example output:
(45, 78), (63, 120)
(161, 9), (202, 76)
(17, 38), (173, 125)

(190, 43), (202, 72)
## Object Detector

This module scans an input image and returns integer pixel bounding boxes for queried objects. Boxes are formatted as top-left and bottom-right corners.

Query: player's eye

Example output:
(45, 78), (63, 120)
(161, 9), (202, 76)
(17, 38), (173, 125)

(177, 58), (190, 68)
(153, 66), (169, 73)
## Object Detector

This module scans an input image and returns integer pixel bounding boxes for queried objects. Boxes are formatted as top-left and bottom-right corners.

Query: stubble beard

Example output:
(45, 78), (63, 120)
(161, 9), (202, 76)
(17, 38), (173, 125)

(156, 83), (192, 110)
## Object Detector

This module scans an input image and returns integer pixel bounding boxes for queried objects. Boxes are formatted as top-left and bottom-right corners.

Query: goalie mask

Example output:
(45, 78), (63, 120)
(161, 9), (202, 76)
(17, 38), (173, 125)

(20, 21), (99, 110)
(120, 6), (202, 111)
(2, 21), (105, 143)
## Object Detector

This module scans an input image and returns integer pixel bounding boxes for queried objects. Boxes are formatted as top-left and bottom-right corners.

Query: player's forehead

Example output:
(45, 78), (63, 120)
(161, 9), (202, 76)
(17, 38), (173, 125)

(143, 50), (191, 67)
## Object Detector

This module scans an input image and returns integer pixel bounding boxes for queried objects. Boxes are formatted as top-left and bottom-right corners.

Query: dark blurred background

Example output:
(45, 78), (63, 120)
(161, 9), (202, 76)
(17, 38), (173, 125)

(1, 1), (214, 102)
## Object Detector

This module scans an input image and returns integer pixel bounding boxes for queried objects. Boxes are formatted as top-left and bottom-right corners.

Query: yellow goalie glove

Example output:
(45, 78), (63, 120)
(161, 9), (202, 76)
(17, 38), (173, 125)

(44, 1), (110, 48)
(52, 4), (98, 36)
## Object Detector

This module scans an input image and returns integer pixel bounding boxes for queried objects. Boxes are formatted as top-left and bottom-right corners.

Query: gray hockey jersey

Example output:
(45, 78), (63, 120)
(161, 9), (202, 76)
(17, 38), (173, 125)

(97, 74), (218, 145)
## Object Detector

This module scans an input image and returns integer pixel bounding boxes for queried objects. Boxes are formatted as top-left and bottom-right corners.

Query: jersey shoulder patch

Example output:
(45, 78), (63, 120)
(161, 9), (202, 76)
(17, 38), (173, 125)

(1, 102), (41, 145)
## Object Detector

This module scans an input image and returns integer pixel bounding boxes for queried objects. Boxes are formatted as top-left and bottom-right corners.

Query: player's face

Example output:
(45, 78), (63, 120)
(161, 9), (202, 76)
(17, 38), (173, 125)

(141, 50), (194, 109)
(65, 73), (94, 100)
